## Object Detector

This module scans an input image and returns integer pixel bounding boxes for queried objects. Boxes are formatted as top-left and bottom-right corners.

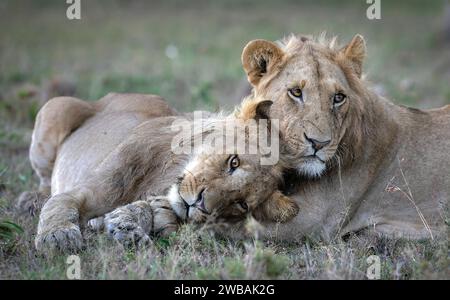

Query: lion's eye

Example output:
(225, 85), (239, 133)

(228, 155), (240, 173)
(333, 92), (347, 106)
(238, 201), (248, 211)
(288, 87), (303, 102)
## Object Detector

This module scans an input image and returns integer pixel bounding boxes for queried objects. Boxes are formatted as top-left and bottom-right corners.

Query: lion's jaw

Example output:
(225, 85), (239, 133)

(296, 157), (326, 178)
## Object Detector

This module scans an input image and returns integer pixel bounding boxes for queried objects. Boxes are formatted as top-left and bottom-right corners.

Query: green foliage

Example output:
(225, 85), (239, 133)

(195, 267), (221, 280)
(223, 257), (246, 279)
(445, 89), (450, 105)
(5, 71), (28, 84)
(191, 81), (214, 108)
(27, 101), (40, 121)
(0, 220), (24, 241)
(248, 242), (290, 279)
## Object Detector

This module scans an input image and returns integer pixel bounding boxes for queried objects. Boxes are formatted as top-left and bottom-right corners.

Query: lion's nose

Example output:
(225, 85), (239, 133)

(304, 133), (330, 151)
(194, 188), (208, 213)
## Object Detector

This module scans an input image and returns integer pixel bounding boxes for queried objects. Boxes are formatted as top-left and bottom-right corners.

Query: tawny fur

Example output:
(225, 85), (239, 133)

(30, 93), (297, 253)
(241, 34), (449, 241)
(17, 92), (177, 214)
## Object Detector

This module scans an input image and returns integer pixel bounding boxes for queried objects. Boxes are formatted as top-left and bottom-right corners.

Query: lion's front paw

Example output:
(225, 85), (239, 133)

(35, 224), (83, 254)
(103, 201), (154, 247)
(87, 216), (105, 231)
(104, 217), (151, 247)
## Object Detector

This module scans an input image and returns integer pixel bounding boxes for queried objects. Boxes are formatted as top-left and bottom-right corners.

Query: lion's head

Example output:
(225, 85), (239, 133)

(168, 99), (299, 224)
(241, 34), (368, 177)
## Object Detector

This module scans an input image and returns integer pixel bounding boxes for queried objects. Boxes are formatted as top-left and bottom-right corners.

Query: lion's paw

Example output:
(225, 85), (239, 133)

(87, 216), (104, 231)
(103, 201), (153, 248)
(104, 215), (151, 248)
(35, 224), (83, 254)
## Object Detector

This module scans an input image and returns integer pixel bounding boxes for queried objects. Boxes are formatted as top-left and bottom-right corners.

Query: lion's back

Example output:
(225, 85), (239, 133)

(51, 111), (148, 194)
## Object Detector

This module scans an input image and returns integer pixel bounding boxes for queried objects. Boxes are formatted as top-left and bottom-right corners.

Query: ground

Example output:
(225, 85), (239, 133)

(0, 0), (449, 279)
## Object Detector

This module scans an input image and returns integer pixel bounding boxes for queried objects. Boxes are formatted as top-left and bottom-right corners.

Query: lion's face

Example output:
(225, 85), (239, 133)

(168, 100), (299, 225)
(242, 34), (366, 177)
(168, 153), (297, 224)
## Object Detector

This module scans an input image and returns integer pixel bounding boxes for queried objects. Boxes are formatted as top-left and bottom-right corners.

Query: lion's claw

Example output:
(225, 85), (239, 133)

(35, 225), (83, 254)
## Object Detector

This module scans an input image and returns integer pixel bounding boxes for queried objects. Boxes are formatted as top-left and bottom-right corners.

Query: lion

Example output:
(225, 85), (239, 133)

(240, 33), (449, 240)
(30, 93), (298, 253)
(16, 93), (177, 214)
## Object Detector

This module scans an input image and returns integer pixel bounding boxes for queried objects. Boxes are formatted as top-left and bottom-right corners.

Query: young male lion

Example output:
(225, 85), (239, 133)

(31, 94), (298, 253)
(17, 93), (177, 214)
(241, 33), (449, 240)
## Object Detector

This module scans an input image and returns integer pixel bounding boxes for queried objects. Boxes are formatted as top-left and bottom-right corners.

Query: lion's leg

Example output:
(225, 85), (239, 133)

(18, 97), (95, 214)
(369, 221), (443, 240)
(35, 190), (86, 253)
(35, 185), (114, 253)
(31, 97), (95, 193)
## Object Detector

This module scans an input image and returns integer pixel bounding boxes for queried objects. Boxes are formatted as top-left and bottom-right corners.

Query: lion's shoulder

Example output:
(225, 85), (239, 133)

(96, 92), (178, 117)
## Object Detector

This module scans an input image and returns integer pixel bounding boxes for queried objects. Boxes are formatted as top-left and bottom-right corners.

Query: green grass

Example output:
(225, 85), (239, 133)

(1, 223), (447, 280)
(0, 0), (449, 279)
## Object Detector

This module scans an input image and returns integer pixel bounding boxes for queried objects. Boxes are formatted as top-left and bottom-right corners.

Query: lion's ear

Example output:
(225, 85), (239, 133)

(253, 190), (299, 223)
(254, 100), (273, 120)
(237, 98), (273, 121)
(241, 39), (285, 86)
(338, 34), (366, 78)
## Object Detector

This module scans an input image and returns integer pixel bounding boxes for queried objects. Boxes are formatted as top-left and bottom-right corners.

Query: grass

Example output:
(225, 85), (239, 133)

(1, 223), (448, 280)
(0, 0), (449, 279)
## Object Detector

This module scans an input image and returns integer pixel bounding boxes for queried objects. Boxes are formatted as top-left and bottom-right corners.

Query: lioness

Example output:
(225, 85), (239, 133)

(241, 34), (448, 240)
(32, 94), (298, 253)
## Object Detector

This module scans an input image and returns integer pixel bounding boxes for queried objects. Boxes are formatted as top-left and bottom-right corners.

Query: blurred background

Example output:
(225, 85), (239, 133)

(0, 0), (450, 204)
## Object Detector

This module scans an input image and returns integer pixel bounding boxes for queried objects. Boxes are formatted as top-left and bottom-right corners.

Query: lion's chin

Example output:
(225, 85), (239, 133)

(297, 159), (326, 178)
(188, 209), (208, 223)
(167, 184), (188, 220)
(167, 184), (209, 223)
